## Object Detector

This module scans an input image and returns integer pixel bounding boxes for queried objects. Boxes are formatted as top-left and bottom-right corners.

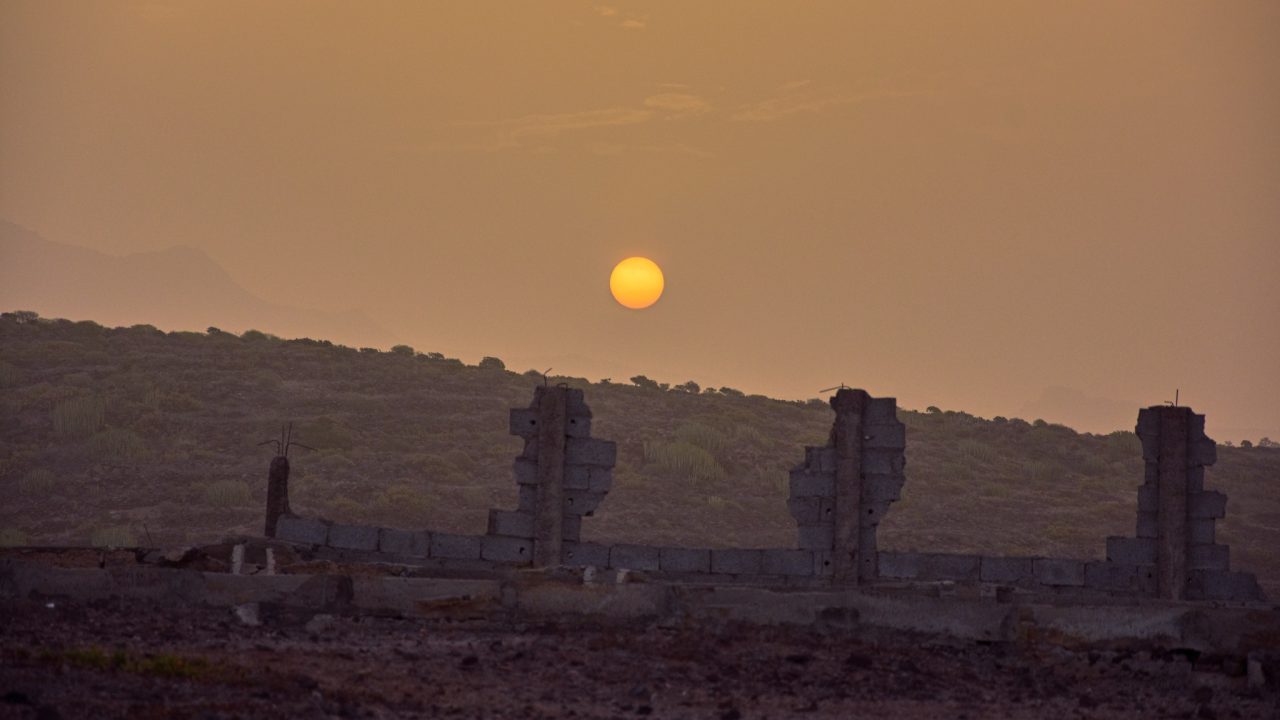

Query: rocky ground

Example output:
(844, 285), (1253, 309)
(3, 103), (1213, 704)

(0, 597), (1276, 720)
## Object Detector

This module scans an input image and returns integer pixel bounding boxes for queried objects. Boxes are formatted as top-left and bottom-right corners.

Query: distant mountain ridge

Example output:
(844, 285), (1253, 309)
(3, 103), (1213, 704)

(0, 220), (398, 348)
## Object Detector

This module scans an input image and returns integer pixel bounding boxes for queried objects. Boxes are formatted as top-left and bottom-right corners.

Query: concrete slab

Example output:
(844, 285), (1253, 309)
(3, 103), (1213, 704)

(980, 556), (1034, 585)
(430, 533), (482, 560)
(761, 549), (814, 576)
(275, 516), (329, 546)
(610, 544), (660, 571)
(1034, 558), (1085, 587)
(327, 524), (380, 552)
(712, 549), (764, 575)
(378, 528), (430, 557)
(481, 536), (532, 565)
(1107, 536), (1156, 566)
(487, 510), (534, 539)
(562, 542), (610, 567)
(659, 547), (711, 574)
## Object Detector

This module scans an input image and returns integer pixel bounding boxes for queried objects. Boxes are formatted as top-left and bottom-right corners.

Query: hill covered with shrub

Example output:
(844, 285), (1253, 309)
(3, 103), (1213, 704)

(1, 311), (1277, 596)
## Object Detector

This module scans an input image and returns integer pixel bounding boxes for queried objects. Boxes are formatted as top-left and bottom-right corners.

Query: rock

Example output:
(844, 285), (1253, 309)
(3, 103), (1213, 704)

(233, 603), (261, 627)
(1247, 655), (1266, 690)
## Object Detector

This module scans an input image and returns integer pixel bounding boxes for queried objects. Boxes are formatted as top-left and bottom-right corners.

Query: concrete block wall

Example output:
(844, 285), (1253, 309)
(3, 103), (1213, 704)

(1117, 406), (1265, 602)
(788, 389), (905, 583)
(265, 388), (1266, 604)
(492, 386), (616, 564)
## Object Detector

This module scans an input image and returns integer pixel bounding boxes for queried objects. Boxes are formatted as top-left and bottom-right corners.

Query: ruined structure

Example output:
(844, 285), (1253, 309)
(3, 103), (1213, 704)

(269, 386), (1265, 602)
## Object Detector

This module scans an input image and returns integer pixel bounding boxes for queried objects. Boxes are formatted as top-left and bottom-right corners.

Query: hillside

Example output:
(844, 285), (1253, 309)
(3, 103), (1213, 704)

(1, 312), (1277, 597)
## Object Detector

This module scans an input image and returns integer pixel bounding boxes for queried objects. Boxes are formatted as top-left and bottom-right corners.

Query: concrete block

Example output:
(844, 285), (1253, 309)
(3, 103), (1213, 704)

(1106, 536), (1156, 566)
(863, 423), (905, 450)
(864, 397), (898, 424)
(797, 525), (833, 550)
(564, 465), (590, 490)
(509, 408), (538, 437)
(861, 501), (892, 528)
(1033, 558), (1085, 586)
(980, 556), (1034, 585)
(789, 470), (834, 498)
(513, 458), (537, 485)
(276, 516), (329, 546)
(917, 553), (980, 582)
(1187, 466), (1204, 493)
(561, 542), (610, 567)
(556, 466), (606, 494)
(659, 547), (711, 574)
(487, 510), (534, 538)
(566, 438), (616, 467)
(563, 491), (606, 516)
(481, 535), (531, 564)
(1136, 512), (1157, 539)
(1186, 570), (1266, 603)
(328, 524), (380, 551)
(1085, 561), (1156, 595)
(1139, 433), (1160, 462)
(1190, 438), (1217, 467)
(863, 474), (903, 503)
(520, 437), (538, 460)
(1137, 484), (1157, 513)
(1189, 518), (1215, 545)
(517, 485), (537, 513)
(761, 549), (814, 576)
(564, 388), (591, 418)
(565, 415), (592, 438)
(711, 549), (763, 575)
(378, 528), (430, 557)
(1189, 544), (1229, 571)
(561, 514), (581, 543)
(1189, 491), (1227, 519)
(588, 466), (613, 493)
(1136, 407), (1159, 437)
(787, 497), (822, 525)
(813, 550), (835, 575)
(878, 551), (919, 579)
(1189, 413), (1206, 442)
(430, 533), (482, 560)
(805, 446), (836, 473)
(610, 544), (660, 571)
(862, 449), (905, 475)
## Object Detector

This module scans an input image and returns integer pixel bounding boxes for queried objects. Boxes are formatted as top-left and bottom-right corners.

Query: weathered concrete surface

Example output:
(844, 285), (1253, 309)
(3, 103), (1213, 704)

(830, 388), (866, 582)
(1157, 406), (1190, 600)
(533, 386), (567, 567)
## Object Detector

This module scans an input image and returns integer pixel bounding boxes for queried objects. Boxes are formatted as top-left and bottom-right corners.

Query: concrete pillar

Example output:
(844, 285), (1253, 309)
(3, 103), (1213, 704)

(264, 456), (290, 538)
(1155, 407), (1190, 599)
(830, 388), (868, 582)
(533, 387), (567, 567)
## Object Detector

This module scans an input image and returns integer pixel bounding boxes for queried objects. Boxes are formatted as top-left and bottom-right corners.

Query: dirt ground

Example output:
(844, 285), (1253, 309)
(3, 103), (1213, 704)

(0, 597), (1276, 720)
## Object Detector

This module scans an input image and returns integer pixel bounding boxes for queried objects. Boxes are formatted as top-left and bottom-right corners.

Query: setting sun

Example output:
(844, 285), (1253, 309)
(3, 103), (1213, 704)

(609, 257), (665, 310)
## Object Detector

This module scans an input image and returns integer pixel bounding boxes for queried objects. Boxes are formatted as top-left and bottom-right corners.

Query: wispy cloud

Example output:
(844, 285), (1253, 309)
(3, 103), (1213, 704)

(642, 93), (711, 116)
(594, 5), (646, 30)
(731, 83), (923, 123)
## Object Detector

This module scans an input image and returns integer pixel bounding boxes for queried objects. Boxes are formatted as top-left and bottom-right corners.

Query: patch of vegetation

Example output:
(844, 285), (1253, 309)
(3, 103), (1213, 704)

(46, 646), (214, 679)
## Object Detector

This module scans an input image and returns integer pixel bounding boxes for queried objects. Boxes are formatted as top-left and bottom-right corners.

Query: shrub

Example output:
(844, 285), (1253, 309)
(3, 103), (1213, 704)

(90, 428), (148, 464)
(675, 422), (731, 459)
(478, 356), (506, 371)
(0, 361), (20, 388)
(643, 440), (727, 482)
(18, 468), (58, 496)
(202, 480), (253, 508)
(90, 526), (137, 547)
(391, 344), (415, 356)
(51, 396), (106, 439)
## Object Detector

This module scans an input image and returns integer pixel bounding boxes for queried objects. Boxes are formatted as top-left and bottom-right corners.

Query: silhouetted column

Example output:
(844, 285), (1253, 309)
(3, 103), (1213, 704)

(264, 456), (291, 538)
(533, 386), (567, 567)
(1156, 407), (1190, 599)
(831, 388), (868, 582)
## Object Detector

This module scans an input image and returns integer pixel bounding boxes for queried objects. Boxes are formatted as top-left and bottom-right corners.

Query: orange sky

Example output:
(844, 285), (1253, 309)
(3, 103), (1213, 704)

(2, 2), (1278, 440)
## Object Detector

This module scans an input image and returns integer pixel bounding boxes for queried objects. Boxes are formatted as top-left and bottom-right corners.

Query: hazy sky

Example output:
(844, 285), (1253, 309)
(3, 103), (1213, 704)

(2, 1), (1278, 440)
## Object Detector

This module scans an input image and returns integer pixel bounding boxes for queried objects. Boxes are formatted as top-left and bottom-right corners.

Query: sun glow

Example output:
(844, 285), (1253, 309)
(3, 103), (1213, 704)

(609, 257), (664, 309)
